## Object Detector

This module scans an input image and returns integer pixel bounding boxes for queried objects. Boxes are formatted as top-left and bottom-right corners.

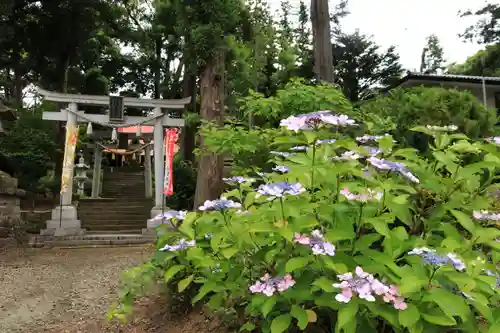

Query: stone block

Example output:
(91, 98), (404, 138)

(50, 205), (78, 220)
(42, 205), (85, 236)
(0, 171), (17, 188)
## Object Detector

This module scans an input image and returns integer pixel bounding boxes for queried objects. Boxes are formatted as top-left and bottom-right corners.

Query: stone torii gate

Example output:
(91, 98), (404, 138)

(38, 88), (190, 236)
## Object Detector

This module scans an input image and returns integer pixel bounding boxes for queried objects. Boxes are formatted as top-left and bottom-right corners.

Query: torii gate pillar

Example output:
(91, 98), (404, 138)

(37, 87), (190, 237)
(149, 106), (166, 221)
(42, 103), (83, 236)
(147, 106), (178, 228)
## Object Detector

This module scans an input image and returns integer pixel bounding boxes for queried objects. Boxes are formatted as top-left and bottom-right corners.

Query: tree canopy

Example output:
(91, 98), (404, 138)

(1, 0), (494, 201)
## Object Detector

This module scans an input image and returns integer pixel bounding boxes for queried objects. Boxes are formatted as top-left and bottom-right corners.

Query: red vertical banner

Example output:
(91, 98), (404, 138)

(163, 128), (178, 195)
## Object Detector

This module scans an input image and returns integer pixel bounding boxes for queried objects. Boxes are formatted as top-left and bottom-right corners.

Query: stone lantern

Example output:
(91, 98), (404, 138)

(73, 153), (90, 196)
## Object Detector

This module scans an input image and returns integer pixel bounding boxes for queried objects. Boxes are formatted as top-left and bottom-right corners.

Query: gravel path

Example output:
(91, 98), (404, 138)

(0, 246), (153, 333)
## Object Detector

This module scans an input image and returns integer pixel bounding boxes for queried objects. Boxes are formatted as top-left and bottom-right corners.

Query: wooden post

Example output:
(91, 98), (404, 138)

(61, 103), (78, 206)
(153, 107), (164, 209)
(144, 143), (153, 198)
(91, 143), (102, 198)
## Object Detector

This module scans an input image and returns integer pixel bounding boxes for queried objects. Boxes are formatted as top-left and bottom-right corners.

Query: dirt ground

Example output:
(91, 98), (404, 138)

(0, 246), (226, 333)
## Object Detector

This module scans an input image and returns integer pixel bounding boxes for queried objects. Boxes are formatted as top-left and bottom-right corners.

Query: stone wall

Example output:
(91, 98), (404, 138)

(21, 210), (51, 233)
(0, 171), (25, 240)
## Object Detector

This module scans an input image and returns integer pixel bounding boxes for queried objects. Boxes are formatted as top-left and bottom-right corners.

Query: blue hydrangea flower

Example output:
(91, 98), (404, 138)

(361, 146), (382, 156)
(368, 157), (419, 183)
(356, 134), (392, 143)
(159, 238), (196, 252)
(270, 151), (294, 157)
(334, 151), (361, 161)
(222, 176), (255, 184)
(316, 139), (337, 145)
(408, 248), (466, 271)
(149, 210), (187, 223)
(486, 137), (500, 145)
(280, 111), (356, 132)
(272, 165), (289, 173)
(486, 270), (500, 288)
(290, 145), (309, 151)
(473, 210), (500, 221)
(256, 182), (306, 200)
(198, 197), (242, 211)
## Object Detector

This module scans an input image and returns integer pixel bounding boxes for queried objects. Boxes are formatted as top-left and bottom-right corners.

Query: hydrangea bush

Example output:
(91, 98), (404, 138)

(111, 111), (500, 332)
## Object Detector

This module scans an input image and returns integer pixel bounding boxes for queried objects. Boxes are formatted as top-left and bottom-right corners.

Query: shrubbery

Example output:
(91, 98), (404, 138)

(0, 106), (57, 192)
(241, 79), (355, 128)
(111, 108), (500, 332)
(359, 87), (499, 152)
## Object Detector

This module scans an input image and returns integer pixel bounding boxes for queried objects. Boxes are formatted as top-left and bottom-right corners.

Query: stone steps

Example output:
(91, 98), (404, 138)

(78, 196), (152, 232)
(81, 220), (150, 226)
(71, 167), (154, 240)
(99, 195), (147, 199)
(30, 233), (156, 248)
(103, 183), (146, 187)
(79, 212), (150, 217)
(85, 225), (145, 232)
(79, 205), (152, 211)
(103, 177), (145, 182)
(85, 229), (142, 235)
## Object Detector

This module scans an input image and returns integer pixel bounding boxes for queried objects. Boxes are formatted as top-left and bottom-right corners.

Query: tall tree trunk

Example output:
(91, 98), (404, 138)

(193, 49), (225, 208)
(181, 72), (196, 163)
(311, 0), (334, 83)
(10, 1), (23, 107)
(13, 68), (22, 107)
(154, 36), (162, 99)
(2, 69), (12, 100)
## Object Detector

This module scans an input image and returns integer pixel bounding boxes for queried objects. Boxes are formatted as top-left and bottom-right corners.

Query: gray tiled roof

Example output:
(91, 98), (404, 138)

(404, 71), (500, 83)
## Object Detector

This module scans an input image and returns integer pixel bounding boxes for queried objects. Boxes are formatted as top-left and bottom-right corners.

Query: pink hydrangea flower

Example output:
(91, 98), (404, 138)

(294, 233), (311, 245)
(277, 274), (296, 291)
(294, 230), (335, 256)
(382, 285), (408, 310)
(249, 273), (295, 296)
(340, 187), (383, 202)
(333, 267), (407, 311)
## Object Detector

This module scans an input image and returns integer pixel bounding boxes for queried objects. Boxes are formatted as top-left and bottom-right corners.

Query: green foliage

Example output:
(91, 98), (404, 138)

(180, 0), (245, 68)
(108, 263), (158, 323)
(332, 31), (403, 102)
(420, 34), (445, 74)
(241, 79), (354, 126)
(36, 170), (56, 194)
(461, 3), (500, 44)
(198, 121), (280, 174)
(448, 44), (500, 77)
(360, 87), (498, 151)
(111, 115), (500, 332)
(0, 107), (57, 191)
